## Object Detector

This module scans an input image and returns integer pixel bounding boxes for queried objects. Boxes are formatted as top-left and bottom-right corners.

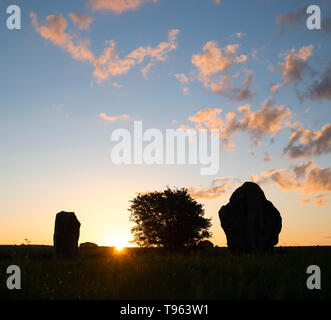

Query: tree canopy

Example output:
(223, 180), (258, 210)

(129, 187), (212, 249)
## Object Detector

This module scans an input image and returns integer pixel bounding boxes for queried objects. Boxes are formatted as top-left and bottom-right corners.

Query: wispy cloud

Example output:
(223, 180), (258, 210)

(188, 177), (240, 200)
(31, 12), (179, 83)
(112, 82), (123, 88)
(283, 123), (331, 159)
(250, 161), (331, 205)
(87, 0), (158, 14)
(93, 29), (179, 81)
(99, 113), (131, 122)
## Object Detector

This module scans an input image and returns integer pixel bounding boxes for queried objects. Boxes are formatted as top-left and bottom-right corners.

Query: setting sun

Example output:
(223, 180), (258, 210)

(112, 237), (128, 252)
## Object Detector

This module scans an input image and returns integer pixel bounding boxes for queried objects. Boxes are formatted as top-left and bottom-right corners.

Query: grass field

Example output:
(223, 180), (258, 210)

(0, 246), (330, 300)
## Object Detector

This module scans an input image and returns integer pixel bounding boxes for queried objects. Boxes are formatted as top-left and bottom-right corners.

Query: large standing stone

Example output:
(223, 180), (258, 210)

(53, 211), (80, 259)
(218, 182), (282, 253)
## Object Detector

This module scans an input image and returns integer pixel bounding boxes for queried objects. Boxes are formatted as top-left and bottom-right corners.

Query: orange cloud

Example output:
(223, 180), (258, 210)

(283, 123), (331, 159)
(186, 99), (292, 148)
(87, 0), (158, 14)
(188, 177), (237, 200)
(182, 87), (189, 95)
(189, 160), (330, 205)
(192, 41), (245, 85)
(30, 12), (95, 62)
(31, 12), (179, 82)
(192, 41), (254, 101)
(278, 45), (314, 85)
(174, 73), (190, 84)
(93, 29), (179, 81)
(250, 161), (331, 205)
(69, 12), (94, 30)
(269, 83), (282, 93)
(99, 113), (130, 122)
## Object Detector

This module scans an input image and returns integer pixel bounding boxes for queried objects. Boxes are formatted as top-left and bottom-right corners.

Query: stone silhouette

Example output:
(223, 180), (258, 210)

(218, 182), (282, 253)
(80, 242), (98, 248)
(197, 240), (214, 248)
(53, 211), (81, 259)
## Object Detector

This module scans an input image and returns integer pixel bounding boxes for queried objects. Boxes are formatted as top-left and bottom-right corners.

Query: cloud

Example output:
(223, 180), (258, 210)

(276, 6), (306, 26)
(314, 194), (328, 206)
(87, 0), (158, 14)
(300, 194), (328, 206)
(174, 73), (190, 84)
(99, 113), (130, 122)
(276, 6), (331, 35)
(278, 45), (314, 85)
(250, 161), (331, 205)
(182, 87), (189, 95)
(30, 12), (95, 62)
(293, 160), (314, 178)
(69, 12), (93, 30)
(112, 82), (123, 88)
(269, 83), (282, 93)
(263, 152), (271, 162)
(186, 99), (292, 148)
(236, 32), (245, 38)
(188, 177), (240, 200)
(305, 61), (331, 101)
(190, 161), (330, 205)
(283, 123), (331, 159)
(192, 41), (246, 85)
(31, 12), (179, 82)
(322, 17), (331, 35)
(191, 41), (254, 101)
(93, 29), (179, 81)
(304, 166), (331, 194)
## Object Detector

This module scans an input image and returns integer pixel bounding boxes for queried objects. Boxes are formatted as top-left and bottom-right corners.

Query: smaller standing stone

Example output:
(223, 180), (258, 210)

(53, 211), (81, 259)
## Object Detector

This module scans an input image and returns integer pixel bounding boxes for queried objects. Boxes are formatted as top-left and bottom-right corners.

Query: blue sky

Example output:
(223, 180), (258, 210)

(0, 0), (330, 247)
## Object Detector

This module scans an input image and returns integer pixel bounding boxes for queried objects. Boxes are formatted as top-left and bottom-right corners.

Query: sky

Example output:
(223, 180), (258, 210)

(0, 0), (330, 247)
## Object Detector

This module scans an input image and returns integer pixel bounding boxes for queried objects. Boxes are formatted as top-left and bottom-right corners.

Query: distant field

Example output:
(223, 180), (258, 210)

(0, 246), (330, 300)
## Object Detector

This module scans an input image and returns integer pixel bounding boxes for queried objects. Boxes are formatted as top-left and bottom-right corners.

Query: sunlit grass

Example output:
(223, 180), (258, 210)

(0, 246), (330, 300)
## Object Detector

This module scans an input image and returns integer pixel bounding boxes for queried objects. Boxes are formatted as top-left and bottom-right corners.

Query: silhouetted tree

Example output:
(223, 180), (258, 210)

(129, 187), (212, 249)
